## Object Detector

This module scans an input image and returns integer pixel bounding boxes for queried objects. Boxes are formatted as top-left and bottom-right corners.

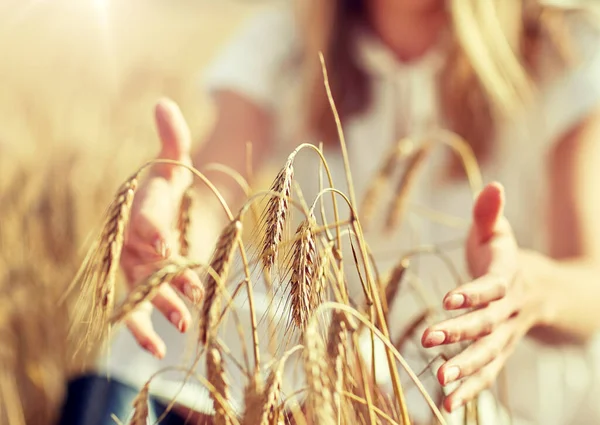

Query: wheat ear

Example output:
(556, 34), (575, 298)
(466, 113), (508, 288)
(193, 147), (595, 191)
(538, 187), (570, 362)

(71, 173), (138, 349)
(199, 217), (242, 345)
(360, 138), (413, 229)
(289, 216), (320, 331)
(383, 258), (410, 317)
(260, 158), (293, 273)
(207, 339), (233, 425)
(385, 143), (431, 232)
(129, 382), (149, 425)
(303, 320), (336, 425)
(177, 187), (194, 257)
(110, 258), (200, 325)
(326, 310), (357, 410)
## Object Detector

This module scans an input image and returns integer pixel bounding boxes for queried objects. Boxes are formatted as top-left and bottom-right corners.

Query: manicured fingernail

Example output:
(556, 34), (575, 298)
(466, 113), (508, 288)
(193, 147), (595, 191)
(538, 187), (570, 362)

(153, 238), (168, 258)
(170, 311), (185, 332)
(445, 293), (465, 309)
(450, 397), (463, 412)
(185, 283), (203, 303)
(423, 330), (446, 347)
(443, 366), (460, 384)
(141, 342), (163, 359)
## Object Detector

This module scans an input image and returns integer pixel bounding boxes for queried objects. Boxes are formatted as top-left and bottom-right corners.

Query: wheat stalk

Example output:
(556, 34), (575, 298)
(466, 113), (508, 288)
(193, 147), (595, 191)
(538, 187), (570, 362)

(199, 217), (242, 345)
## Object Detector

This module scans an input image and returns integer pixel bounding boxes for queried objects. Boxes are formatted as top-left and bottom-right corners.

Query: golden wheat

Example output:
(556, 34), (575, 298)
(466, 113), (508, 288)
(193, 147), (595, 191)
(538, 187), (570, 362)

(288, 216), (320, 331)
(207, 340), (233, 425)
(199, 217), (243, 345)
(260, 158), (294, 273)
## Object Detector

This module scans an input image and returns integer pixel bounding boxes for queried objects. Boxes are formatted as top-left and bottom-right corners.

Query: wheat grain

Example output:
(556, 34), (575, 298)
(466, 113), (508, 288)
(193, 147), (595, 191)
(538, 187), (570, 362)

(260, 158), (293, 272)
(199, 218), (242, 345)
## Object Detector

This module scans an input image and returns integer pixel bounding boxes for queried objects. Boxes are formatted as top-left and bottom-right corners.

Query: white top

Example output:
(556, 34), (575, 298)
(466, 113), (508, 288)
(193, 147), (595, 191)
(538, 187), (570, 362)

(103, 5), (600, 424)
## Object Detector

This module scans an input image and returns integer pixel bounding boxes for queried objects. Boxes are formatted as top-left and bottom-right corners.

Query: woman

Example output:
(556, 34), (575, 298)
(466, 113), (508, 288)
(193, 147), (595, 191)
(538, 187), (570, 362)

(79, 0), (600, 424)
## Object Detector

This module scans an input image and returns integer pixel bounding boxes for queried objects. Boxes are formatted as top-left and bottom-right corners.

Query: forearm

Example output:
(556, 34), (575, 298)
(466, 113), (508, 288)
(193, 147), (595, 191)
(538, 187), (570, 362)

(523, 249), (600, 340)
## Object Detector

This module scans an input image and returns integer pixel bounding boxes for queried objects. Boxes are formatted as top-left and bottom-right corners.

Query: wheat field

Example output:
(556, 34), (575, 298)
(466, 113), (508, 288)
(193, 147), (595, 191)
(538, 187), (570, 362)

(0, 2), (503, 425)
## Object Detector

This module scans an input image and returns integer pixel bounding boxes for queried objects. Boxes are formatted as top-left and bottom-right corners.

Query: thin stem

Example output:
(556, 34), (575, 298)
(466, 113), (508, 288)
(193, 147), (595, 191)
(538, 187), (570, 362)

(342, 391), (403, 425)
(319, 53), (356, 208)
(313, 302), (448, 425)
(319, 53), (409, 421)
(290, 142), (343, 251)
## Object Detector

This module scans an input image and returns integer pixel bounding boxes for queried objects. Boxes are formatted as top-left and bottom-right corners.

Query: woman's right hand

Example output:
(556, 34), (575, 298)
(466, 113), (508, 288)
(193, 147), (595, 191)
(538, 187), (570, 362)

(120, 99), (204, 359)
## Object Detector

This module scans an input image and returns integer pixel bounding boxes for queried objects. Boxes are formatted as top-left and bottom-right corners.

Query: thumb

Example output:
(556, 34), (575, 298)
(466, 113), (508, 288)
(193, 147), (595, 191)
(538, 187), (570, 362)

(473, 182), (505, 243)
(156, 98), (191, 162)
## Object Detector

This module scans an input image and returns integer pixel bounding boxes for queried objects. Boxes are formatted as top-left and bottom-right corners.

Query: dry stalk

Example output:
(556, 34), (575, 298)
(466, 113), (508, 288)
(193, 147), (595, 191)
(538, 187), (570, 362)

(385, 143), (431, 232)
(110, 259), (199, 325)
(360, 138), (414, 229)
(288, 215), (321, 331)
(260, 157), (293, 273)
(199, 217), (243, 345)
(71, 173), (138, 350)
(177, 187), (194, 257)
(303, 321), (336, 425)
(207, 339), (233, 425)
(240, 370), (265, 425)
(129, 382), (150, 425)
(239, 365), (283, 425)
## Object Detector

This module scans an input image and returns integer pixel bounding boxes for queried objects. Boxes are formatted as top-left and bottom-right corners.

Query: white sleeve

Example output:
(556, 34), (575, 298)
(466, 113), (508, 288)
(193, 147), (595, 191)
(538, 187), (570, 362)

(201, 6), (298, 111)
(537, 14), (600, 144)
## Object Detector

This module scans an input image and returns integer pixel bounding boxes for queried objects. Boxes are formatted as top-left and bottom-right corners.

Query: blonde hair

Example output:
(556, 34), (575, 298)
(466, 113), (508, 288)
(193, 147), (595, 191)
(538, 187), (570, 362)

(296, 0), (599, 174)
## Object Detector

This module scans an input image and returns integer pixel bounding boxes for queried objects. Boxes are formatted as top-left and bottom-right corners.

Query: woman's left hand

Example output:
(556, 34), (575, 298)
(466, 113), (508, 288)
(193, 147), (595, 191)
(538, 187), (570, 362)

(421, 182), (545, 412)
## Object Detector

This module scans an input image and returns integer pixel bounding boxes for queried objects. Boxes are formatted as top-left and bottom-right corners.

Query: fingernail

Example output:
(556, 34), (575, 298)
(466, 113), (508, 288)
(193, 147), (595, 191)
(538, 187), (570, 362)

(185, 283), (203, 303)
(423, 330), (446, 347)
(153, 238), (169, 258)
(443, 366), (460, 384)
(450, 397), (463, 412)
(445, 293), (465, 310)
(141, 342), (163, 359)
(169, 311), (185, 333)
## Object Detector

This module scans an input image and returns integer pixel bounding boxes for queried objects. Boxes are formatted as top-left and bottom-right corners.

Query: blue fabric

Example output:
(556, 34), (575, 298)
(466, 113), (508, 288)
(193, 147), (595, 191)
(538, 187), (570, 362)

(58, 374), (188, 425)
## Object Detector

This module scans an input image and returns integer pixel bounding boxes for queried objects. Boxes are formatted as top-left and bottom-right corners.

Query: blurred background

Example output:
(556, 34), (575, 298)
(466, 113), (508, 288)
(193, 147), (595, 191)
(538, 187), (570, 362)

(0, 1), (271, 423)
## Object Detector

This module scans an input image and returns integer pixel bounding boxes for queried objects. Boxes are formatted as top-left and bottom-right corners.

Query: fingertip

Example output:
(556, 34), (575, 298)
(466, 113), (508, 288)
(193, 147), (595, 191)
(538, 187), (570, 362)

(422, 329), (446, 348)
(172, 270), (204, 304)
(443, 293), (465, 310)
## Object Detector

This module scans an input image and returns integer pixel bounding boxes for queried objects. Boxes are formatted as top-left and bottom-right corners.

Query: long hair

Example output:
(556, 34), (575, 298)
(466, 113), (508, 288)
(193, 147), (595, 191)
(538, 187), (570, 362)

(295, 0), (598, 175)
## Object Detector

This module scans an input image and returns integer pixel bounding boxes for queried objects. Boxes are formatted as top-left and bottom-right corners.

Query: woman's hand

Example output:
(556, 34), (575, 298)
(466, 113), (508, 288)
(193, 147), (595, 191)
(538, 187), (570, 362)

(120, 99), (204, 359)
(421, 182), (546, 412)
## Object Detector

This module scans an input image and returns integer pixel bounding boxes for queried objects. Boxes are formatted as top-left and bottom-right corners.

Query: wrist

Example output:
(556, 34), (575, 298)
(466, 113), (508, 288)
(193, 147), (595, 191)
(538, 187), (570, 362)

(518, 249), (559, 327)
